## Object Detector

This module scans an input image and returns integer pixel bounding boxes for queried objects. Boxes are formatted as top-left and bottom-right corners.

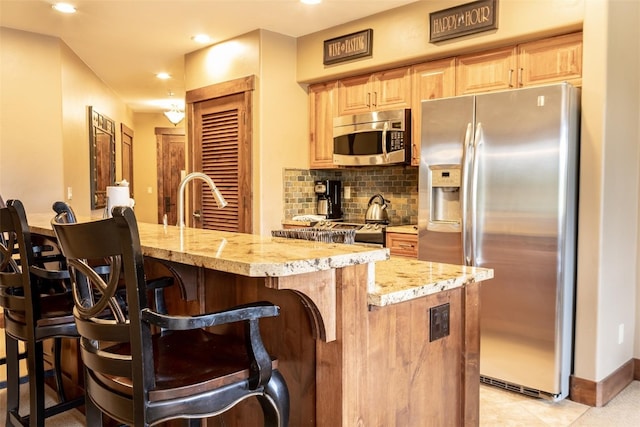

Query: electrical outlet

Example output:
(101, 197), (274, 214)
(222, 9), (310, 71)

(618, 324), (624, 344)
(429, 303), (450, 342)
(344, 186), (351, 199)
(67, 186), (73, 200)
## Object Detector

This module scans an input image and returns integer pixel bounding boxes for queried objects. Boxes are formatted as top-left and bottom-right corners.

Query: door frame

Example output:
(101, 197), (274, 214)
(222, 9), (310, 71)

(121, 123), (134, 195)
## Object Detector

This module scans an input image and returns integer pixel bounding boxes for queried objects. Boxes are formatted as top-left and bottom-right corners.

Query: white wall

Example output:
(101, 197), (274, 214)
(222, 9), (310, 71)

(256, 30), (309, 234)
(0, 27), (132, 218)
(297, 0), (583, 83)
(0, 29), (64, 213)
(574, 0), (640, 381)
(60, 41), (134, 217)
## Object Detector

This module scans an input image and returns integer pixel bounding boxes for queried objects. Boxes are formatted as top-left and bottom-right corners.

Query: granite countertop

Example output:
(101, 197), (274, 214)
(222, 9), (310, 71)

(28, 214), (493, 306)
(370, 257), (493, 307)
(386, 224), (418, 234)
(27, 214), (389, 278)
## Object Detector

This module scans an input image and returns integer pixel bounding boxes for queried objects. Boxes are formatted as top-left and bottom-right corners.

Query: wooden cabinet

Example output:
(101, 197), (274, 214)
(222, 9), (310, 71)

(337, 67), (411, 115)
(456, 46), (518, 95)
(310, 32), (582, 168)
(309, 81), (337, 169)
(386, 231), (418, 258)
(517, 32), (582, 88)
(410, 58), (456, 165)
(456, 32), (583, 95)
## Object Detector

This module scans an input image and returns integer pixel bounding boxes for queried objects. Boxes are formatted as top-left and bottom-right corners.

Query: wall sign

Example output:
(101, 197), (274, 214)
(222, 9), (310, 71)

(430, 0), (498, 43)
(323, 29), (373, 65)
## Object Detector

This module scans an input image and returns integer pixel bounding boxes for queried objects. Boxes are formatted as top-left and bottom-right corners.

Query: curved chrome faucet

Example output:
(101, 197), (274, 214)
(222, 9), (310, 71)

(177, 172), (227, 227)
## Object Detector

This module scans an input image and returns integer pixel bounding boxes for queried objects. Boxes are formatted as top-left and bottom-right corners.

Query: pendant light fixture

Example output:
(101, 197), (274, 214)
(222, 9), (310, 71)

(164, 105), (185, 126)
(163, 91), (185, 126)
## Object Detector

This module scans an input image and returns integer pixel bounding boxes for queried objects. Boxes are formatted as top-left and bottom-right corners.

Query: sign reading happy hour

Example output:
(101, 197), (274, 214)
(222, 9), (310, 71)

(323, 29), (373, 65)
(430, 0), (498, 43)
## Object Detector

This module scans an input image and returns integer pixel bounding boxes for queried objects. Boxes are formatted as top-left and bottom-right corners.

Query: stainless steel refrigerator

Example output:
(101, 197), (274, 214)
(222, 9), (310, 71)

(418, 83), (580, 401)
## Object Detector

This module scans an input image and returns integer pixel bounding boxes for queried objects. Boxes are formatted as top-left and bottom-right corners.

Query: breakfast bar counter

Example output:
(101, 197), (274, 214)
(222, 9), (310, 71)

(28, 215), (493, 426)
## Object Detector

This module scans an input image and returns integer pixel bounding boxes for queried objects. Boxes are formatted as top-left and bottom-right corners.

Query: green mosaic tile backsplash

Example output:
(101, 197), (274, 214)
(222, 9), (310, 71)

(283, 166), (418, 225)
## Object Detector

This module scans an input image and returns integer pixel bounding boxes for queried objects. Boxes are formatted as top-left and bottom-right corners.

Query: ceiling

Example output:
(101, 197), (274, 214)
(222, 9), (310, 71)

(0, 0), (418, 113)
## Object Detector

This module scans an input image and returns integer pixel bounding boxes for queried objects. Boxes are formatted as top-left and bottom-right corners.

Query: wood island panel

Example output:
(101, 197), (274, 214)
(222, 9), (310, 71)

(147, 260), (483, 426)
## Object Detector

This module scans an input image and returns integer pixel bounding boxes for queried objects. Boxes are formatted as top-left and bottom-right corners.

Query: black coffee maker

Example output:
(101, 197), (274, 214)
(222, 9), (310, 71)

(314, 180), (342, 219)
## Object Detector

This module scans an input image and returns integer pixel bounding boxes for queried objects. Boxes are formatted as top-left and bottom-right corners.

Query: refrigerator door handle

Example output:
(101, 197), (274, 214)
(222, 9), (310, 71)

(461, 122), (474, 266)
(469, 122), (483, 266)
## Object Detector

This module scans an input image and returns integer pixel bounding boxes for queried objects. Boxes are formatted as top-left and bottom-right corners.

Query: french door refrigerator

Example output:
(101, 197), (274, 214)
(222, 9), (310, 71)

(418, 83), (580, 401)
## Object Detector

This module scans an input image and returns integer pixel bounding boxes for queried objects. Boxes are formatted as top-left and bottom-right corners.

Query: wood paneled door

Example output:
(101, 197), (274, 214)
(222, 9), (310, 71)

(156, 127), (185, 225)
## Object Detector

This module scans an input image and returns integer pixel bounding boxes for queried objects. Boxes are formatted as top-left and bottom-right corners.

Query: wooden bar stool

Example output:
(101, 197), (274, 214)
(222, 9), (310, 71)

(51, 206), (289, 426)
(0, 199), (84, 426)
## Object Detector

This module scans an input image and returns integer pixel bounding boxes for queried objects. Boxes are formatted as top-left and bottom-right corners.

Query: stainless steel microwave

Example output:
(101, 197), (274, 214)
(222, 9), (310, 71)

(333, 109), (411, 166)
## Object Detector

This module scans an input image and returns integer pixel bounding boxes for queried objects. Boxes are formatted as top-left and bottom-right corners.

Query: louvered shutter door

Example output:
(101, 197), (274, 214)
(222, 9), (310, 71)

(193, 92), (250, 232)
(200, 108), (240, 231)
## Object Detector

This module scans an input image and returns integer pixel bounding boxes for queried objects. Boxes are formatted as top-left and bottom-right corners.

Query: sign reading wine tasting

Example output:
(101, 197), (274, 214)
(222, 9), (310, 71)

(323, 29), (373, 65)
(430, 0), (498, 43)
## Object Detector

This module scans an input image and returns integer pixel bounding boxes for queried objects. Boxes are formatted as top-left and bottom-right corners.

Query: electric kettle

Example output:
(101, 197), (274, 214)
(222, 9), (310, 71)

(365, 194), (389, 224)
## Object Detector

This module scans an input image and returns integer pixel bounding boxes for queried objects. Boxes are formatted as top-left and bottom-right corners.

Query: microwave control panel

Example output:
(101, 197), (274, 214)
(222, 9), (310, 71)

(389, 130), (405, 150)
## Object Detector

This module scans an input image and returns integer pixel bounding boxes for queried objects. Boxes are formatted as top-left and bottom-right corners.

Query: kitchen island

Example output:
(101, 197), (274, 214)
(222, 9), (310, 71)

(28, 215), (493, 426)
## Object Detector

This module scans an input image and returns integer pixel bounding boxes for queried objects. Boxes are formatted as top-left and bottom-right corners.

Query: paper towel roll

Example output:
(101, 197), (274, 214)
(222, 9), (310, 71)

(106, 186), (134, 217)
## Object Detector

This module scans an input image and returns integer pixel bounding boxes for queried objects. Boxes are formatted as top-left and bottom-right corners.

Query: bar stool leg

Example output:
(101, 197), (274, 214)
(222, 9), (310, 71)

(53, 337), (67, 402)
(27, 340), (47, 426)
(5, 333), (21, 424)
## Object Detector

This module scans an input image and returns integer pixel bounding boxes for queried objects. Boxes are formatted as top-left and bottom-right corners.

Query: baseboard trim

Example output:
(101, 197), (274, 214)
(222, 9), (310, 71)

(570, 359), (636, 406)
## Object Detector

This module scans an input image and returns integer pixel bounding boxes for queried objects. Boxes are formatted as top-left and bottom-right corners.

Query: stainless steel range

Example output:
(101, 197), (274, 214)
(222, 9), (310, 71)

(314, 221), (386, 247)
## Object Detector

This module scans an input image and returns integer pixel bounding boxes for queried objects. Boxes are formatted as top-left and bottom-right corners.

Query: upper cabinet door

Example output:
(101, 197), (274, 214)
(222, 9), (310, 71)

(411, 58), (456, 166)
(337, 67), (411, 115)
(456, 46), (518, 95)
(518, 32), (583, 87)
(309, 81), (337, 169)
(336, 74), (371, 115)
(371, 67), (412, 111)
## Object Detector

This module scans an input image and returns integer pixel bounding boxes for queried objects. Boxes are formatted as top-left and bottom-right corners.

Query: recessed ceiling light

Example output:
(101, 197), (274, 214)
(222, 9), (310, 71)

(301, 0), (321, 4)
(52, 3), (77, 14)
(156, 72), (171, 80)
(192, 34), (211, 44)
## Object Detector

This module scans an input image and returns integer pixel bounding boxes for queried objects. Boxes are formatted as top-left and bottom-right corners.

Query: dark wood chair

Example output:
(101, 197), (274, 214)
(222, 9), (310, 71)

(51, 206), (289, 426)
(52, 200), (175, 330)
(0, 199), (84, 426)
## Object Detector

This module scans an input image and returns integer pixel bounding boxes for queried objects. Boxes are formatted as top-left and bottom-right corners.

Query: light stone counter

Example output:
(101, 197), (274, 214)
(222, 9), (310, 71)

(371, 257), (494, 307)
(135, 223), (393, 277)
(27, 214), (389, 277)
(28, 214), (492, 307)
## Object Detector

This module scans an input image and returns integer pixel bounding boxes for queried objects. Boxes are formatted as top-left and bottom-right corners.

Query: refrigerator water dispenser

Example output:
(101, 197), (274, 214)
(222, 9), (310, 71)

(429, 166), (461, 227)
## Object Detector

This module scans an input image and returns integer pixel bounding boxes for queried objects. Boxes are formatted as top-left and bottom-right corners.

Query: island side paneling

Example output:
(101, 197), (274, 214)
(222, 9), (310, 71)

(150, 260), (479, 426)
